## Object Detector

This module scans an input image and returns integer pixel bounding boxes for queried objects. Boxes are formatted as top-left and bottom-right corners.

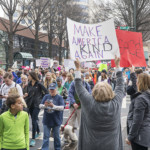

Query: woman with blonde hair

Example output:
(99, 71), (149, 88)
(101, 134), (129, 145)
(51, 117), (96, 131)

(51, 73), (56, 83)
(126, 73), (150, 150)
(64, 73), (74, 91)
(8, 87), (27, 108)
(73, 56), (124, 150)
(44, 72), (53, 89)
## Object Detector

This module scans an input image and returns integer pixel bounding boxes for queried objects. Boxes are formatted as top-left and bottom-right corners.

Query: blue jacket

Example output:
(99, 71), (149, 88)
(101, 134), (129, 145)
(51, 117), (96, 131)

(68, 81), (91, 106)
(12, 72), (22, 84)
(41, 94), (64, 127)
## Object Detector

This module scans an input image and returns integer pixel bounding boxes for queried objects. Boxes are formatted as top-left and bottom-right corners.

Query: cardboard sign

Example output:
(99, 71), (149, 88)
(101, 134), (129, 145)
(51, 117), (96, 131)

(67, 18), (120, 61)
(64, 59), (76, 69)
(36, 59), (41, 67)
(98, 64), (107, 72)
(40, 57), (50, 68)
(111, 30), (147, 67)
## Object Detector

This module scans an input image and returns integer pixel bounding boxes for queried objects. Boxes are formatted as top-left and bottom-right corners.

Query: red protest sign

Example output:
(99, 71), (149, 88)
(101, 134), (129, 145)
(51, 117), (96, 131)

(111, 29), (147, 67)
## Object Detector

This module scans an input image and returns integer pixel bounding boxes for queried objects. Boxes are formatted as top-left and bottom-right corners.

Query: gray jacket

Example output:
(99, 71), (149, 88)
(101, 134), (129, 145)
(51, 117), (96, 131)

(74, 71), (124, 150)
(127, 90), (150, 147)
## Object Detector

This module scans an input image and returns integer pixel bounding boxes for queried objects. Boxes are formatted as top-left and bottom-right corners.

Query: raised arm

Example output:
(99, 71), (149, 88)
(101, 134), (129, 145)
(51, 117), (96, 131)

(74, 59), (92, 106)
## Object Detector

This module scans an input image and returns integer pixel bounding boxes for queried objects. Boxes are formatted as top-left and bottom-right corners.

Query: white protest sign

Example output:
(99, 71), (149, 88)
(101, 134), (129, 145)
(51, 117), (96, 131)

(30, 62), (34, 69)
(67, 18), (120, 61)
(40, 57), (50, 68)
(64, 59), (76, 69)
(12, 61), (17, 68)
(36, 59), (41, 67)
(84, 62), (93, 68)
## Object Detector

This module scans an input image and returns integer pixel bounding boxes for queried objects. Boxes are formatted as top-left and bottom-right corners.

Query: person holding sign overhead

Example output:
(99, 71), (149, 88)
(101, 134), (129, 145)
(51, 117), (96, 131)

(73, 56), (124, 150)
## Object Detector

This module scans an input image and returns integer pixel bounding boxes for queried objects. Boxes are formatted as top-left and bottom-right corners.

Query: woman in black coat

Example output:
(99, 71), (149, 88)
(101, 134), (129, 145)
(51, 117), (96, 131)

(25, 71), (48, 147)
(126, 73), (150, 150)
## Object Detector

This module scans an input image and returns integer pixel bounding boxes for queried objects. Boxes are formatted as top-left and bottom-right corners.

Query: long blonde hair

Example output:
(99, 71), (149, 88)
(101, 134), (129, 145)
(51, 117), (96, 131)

(44, 72), (53, 89)
(92, 82), (115, 102)
(8, 87), (27, 108)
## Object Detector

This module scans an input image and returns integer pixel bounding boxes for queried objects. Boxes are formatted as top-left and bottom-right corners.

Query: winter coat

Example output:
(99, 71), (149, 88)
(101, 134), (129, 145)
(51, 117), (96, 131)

(68, 81), (91, 107)
(127, 72), (137, 96)
(74, 71), (124, 150)
(127, 90), (150, 147)
(25, 81), (48, 108)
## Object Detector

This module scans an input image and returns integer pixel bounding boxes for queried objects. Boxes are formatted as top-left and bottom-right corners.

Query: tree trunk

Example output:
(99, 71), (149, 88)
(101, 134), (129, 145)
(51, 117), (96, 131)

(34, 30), (39, 58)
(8, 15), (14, 68)
(48, 33), (53, 58)
(59, 34), (62, 64)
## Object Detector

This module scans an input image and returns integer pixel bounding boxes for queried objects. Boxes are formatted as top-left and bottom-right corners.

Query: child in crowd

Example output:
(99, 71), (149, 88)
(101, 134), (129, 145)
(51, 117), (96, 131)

(0, 94), (29, 150)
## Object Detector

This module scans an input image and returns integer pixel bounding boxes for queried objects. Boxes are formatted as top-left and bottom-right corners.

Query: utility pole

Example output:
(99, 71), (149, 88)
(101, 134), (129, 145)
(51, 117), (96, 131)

(133, 0), (137, 31)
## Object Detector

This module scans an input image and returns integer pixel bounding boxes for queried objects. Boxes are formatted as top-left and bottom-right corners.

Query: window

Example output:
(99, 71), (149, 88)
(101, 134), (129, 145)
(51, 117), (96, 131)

(21, 19), (25, 24)
(28, 19), (32, 24)
(13, 20), (17, 22)
(29, 26), (32, 29)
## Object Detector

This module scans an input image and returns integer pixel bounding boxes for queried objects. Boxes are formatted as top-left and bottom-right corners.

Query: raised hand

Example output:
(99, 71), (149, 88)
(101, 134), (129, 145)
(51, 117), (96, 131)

(114, 55), (120, 68)
(74, 58), (81, 71)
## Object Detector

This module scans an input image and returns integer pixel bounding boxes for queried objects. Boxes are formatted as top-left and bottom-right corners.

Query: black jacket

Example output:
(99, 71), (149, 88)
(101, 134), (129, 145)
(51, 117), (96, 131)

(127, 72), (137, 96)
(127, 90), (150, 147)
(25, 81), (48, 108)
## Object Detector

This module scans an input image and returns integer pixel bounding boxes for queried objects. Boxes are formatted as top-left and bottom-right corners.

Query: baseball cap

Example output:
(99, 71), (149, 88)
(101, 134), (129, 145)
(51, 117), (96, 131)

(56, 77), (62, 82)
(49, 83), (57, 90)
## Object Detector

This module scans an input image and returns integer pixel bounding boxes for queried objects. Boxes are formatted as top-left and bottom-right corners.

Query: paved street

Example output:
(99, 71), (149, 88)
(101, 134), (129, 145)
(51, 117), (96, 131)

(29, 95), (145, 150)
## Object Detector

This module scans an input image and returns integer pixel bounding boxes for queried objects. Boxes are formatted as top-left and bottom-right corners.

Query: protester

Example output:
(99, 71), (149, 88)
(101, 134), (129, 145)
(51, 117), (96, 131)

(56, 77), (68, 102)
(39, 83), (64, 150)
(35, 68), (42, 81)
(126, 73), (150, 150)
(44, 72), (53, 90)
(127, 68), (143, 96)
(67, 73), (91, 147)
(25, 71), (48, 147)
(12, 71), (22, 84)
(73, 56), (124, 150)
(84, 72), (94, 89)
(0, 72), (23, 106)
(64, 73), (74, 91)
(0, 94), (29, 150)
(61, 72), (67, 86)
(51, 73), (57, 83)
(20, 75), (28, 97)
(23, 68), (29, 77)
(98, 69), (111, 84)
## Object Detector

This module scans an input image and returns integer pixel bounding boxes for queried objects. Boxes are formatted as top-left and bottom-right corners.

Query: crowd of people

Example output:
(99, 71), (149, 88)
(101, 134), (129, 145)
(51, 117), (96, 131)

(0, 57), (150, 150)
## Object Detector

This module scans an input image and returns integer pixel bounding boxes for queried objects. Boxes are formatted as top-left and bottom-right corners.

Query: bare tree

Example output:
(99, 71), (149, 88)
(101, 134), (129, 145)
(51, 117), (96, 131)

(0, 0), (33, 67)
(113, 0), (150, 41)
(25, 0), (50, 58)
(91, 0), (150, 41)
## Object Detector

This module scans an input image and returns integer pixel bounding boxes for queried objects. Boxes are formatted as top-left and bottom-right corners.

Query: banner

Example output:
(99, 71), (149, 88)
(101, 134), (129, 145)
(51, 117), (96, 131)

(64, 59), (76, 69)
(111, 30), (147, 67)
(40, 57), (50, 68)
(98, 64), (107, 72)
(67, 18), (120, 61)
(36, 59), (41, 67)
